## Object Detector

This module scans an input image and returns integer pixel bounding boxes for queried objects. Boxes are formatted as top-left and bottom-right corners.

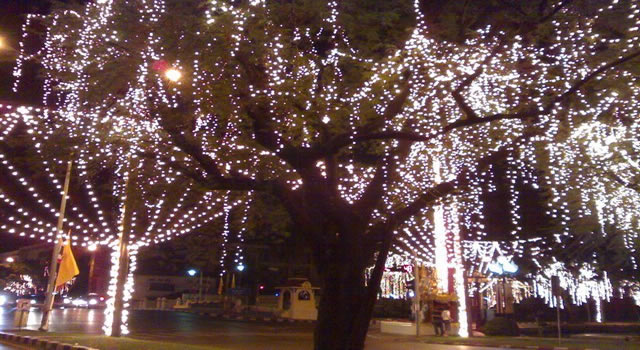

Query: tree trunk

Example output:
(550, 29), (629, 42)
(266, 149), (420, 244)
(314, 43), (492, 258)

(312, 226), (391, 350)
(314, 261), (376, 350)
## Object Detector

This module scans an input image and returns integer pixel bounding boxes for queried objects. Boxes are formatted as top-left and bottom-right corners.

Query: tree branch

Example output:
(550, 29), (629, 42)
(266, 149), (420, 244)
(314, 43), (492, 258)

(332, 48), (640, 147)
(544, 49), (640, 114)
(539, 0), (574, 23)
(355, 130), (414, 219)
(366, 131), (534, 250)
(606, 171), (640, 192)
(323, 78), (412, 155)
(236, 50), (323, 171)
(451, 45), (502, 121)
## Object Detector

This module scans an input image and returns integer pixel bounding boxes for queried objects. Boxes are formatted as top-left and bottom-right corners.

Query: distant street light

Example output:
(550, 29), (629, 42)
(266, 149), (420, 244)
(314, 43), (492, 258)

(0, 36), (16, 53)
(6, 257), (15, 263)
(489, 256), (519, 315)
(187, 269), (197, 277)
(236, 264), (245, 272)
(488, 256), (518, 275)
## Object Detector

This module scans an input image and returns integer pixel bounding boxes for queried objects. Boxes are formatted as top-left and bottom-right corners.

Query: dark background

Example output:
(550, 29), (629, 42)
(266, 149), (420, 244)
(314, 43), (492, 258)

(0, 0), (52, 106)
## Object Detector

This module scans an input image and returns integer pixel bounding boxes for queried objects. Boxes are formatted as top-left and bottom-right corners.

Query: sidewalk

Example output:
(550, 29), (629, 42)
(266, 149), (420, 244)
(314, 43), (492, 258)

(412, 334), (640, 350)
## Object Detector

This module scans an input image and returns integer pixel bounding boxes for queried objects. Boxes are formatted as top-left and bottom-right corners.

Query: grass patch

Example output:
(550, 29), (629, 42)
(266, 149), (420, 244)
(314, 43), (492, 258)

(420, 335), (639, 350)
(12, 331), (224, 350)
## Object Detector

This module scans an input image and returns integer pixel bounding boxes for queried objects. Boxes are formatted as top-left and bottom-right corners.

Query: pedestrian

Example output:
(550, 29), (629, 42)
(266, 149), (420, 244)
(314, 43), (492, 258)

(432, 303), (444, 336)
(442, 306), (451, 336)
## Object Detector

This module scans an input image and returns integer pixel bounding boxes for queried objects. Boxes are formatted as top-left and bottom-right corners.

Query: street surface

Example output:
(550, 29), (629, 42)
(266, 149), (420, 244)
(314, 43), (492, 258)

(0, 308), (507, 349)
(0, 343), (18, 350)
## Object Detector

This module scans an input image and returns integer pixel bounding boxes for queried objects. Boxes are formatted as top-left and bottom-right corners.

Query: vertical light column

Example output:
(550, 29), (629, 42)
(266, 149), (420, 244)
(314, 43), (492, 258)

(103, 241), (120, 336)
(104, 157), (136, 337)
(433, 158), (449, 292)
(122, 245), (138, 335)
(434, 205), (448, 292)
(594, 298), (602, 323)
(103, 243), (137, 336)
(450, 201), (469, 337)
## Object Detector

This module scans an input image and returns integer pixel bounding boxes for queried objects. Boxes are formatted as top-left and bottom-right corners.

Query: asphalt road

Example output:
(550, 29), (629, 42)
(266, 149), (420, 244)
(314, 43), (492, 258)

(0, 339), (31, 350)
(0, 307), (507, 349)
(0, 342), (17, 350)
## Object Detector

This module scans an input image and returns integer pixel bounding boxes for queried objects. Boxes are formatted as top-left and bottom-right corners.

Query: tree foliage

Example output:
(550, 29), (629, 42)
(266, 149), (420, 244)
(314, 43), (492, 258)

(14, 0), (640, 348)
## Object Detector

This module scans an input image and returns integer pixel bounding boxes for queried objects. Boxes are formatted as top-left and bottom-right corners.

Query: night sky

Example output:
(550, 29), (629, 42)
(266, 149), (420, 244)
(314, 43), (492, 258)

(0, 0), (51, 105)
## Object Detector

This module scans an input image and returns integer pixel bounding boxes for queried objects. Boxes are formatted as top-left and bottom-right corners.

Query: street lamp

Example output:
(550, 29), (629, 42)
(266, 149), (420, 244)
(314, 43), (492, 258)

(6, 257), (14, 263)
(488, 256), (518, 315)
(487, 256), (518, 275)
(164, 68), (182, 82)
(187, 269), (203, 302)
(236, 264), (245, 272)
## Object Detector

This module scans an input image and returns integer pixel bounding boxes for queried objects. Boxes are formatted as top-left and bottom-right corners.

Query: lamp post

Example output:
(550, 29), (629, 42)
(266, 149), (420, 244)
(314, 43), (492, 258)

(188, 269), (203, 302)
(88, 244), (97, 294)
(487, 256), (518, 315)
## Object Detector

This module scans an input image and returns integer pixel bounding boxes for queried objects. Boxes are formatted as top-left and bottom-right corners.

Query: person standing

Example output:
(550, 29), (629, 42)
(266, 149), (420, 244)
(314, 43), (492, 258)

(432, 303), (444, 336)
(442, 306), (451, 336)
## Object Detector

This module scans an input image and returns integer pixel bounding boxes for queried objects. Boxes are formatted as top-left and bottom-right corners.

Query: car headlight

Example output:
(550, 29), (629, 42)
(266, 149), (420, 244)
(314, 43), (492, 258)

(89, 299), (98, 305)
(0, 295), (6, 306)
(64, 298), (72, 304)
(30, 299), (36, 305)
(72, 299), (87, 307)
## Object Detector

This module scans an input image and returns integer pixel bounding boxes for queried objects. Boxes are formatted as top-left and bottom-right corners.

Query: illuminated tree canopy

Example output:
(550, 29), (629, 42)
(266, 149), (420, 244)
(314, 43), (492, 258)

(9, 0), (640, 349)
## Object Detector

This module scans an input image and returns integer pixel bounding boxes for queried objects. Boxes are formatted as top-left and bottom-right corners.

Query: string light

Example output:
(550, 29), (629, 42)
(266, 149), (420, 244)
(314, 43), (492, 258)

(5, 0), (640, 337)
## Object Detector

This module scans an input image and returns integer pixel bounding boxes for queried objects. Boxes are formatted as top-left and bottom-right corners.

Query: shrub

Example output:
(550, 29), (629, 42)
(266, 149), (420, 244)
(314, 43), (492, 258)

(373, 298), (411, 319)
(483, 317), (520, 336)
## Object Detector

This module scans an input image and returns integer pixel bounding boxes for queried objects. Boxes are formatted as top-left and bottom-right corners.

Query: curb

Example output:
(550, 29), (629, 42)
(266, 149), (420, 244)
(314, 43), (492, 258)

(0, 331), (97, 350)
(419, 339), (600, 350)
(186, 310), (378, 326)
(185, 310), (316, 324)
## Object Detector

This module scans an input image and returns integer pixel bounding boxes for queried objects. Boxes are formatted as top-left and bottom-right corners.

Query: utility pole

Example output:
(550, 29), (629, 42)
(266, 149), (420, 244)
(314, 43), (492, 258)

(111, 162), (137, 337)
(40, 158), (73, 331)
(199, 271), (204, 302)
(88, 248), (96, 294)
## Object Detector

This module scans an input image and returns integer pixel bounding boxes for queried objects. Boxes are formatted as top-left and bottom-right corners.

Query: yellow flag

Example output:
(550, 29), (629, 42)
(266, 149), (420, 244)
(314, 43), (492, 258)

(217, 276), (223, 295)
(55, 236), (79, 288)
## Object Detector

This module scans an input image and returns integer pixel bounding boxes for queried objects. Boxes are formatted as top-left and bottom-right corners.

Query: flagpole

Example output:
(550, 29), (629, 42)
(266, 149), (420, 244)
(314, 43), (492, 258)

(40, 157), (73, 331)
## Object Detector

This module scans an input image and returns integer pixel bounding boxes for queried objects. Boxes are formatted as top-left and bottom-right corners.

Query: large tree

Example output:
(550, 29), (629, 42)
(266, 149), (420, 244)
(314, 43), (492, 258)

(15, 0), (640, 348)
